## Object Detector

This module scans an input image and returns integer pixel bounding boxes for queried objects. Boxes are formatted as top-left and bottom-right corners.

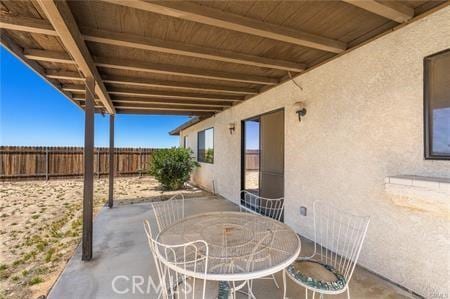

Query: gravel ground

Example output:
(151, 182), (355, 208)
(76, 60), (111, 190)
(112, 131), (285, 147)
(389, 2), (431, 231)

(0, 176), (209, 299)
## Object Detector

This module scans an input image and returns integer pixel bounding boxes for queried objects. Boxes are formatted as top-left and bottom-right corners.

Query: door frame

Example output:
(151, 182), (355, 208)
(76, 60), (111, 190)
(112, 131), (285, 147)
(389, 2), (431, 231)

(240, 108), (285, 198)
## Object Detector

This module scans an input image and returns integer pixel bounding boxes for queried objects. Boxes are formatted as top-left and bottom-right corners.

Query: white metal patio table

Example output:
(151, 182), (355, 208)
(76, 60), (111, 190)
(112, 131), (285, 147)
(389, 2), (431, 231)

(157, 211), (301, 297)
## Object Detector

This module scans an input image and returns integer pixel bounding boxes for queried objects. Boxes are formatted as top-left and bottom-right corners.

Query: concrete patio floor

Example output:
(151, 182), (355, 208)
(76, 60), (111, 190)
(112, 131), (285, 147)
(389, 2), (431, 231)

(48, 197), (418, 299)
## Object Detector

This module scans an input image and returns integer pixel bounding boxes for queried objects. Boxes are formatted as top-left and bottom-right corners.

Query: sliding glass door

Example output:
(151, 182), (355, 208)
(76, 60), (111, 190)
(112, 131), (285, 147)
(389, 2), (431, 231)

(241, 109), (284, 199)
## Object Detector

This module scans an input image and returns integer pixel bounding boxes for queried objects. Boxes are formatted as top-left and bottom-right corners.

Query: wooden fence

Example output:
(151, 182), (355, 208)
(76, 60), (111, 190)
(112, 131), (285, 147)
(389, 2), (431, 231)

(0, 146), (156, 181)
(245, 150), (260, 170)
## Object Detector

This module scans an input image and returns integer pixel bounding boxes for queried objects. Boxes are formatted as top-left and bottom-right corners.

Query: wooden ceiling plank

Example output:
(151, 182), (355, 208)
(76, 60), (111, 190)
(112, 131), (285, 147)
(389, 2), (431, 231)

(107, 87), (241, 102)
(27, 50), (278, 85)
(24, 48), (75, 64)
(112, 99), (231, 108)
(81, 27), (305, 72)
(46, 69), (84, 81)
(94, 56), (278, 85)
(102, 0), (347, 53)
(113, 105), (221, 112)
(102, 75), (258, 95)
(36, 0), (115, 113)
(65, 84), (242, 102)
(56, 73), (258, 95)
(0, 14), (58, 36)
(0, 16), (305, 72)
(342, 0), (414, 23)
(115, 109), (214, 116)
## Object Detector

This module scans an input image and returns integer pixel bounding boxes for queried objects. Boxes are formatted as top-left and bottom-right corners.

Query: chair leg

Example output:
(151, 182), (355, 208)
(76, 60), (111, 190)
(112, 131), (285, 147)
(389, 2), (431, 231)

(282, 269), (287, 299)
(272, 273), (280, 289)
(347, 287), (351, 299)
(305, 288), (308, 299)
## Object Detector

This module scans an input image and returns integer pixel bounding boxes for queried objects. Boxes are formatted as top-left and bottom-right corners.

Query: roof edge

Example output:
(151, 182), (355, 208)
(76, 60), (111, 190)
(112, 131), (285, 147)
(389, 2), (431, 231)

(169, 116), (203, 136)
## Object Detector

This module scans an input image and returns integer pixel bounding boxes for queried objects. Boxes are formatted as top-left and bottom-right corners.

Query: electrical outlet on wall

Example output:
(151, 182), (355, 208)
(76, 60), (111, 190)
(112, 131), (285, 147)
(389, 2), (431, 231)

(300, 206), (307, 216)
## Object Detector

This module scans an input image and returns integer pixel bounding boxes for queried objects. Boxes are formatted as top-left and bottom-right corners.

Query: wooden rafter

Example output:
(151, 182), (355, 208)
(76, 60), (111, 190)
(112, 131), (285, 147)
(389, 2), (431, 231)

(112, 99), (231, 108)
(115, 109), (214, 116)
(65, 84), (242, 102)
(46, 70), (84, 81)
(94, 56), (278, 85)
(106, 87), (242, 102)
(75, 96), (231, 108)
(113, 105), (221, 113)
(342, 0), (414, 23)
(102, 76), (258, 95)
(24, 49), (75, 64)
(81, 28), (305, 72)
(36, 0), (115, 114)
(53, 74), (258, 96)
(23, 48), (278, 85)
(102, 0), (347, 53)
(0, 14), (58, 36)
(0, 16), (305, 71)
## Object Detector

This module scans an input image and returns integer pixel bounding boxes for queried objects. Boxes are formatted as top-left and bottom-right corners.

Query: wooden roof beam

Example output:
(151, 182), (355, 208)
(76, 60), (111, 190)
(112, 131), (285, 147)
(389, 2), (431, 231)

(23, 49), (277, 85)
(102, 0), (346, 53)
(82, 28), (305, 72)
(107, 87), (241, 102)
(111, 98), (232, 108)
(46, 70), (84, 81)
(94, 56), (278, 85)
(24, 48), (75, 64)
(36, 0), (115, 114)
(65, 84), (242, 102)
(55, 73), (257, 95)
(0, 16), (305, 72)
(0, 14), (58, 36)
(113, 104), (221, 113)
(102, 75), (258, 95)
(115, 109), (214, 116)
(342, 0), (414, 23)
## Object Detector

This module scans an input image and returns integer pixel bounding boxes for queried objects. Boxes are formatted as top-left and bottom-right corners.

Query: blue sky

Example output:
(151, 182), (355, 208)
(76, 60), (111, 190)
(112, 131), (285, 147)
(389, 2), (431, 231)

(0, 46), (189, 148)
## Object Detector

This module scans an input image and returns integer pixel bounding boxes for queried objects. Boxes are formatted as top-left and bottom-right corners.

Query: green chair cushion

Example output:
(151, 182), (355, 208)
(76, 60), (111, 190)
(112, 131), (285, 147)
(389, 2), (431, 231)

(287, 259), (346, 292)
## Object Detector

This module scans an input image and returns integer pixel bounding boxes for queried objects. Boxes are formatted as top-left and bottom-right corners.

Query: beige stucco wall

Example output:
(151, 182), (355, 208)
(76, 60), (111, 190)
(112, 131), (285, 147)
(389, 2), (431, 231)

(180, 7), (450, 297)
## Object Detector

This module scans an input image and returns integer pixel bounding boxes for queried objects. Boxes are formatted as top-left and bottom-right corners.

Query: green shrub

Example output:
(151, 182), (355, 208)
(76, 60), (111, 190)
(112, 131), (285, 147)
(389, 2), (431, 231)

(149, 147), (199, 190)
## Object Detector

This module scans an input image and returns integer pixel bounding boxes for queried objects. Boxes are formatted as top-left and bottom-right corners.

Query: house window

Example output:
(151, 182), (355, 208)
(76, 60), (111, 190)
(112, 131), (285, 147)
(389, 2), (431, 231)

(424, 49), (450, 160)
(197, 128), (214, 163)
(183, 136), (188, 149)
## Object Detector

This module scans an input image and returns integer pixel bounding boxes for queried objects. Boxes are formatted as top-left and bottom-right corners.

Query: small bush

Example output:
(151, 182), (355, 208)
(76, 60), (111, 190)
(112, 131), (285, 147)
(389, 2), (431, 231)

(29, 276), (43, 285)
(149, 147), (199, 190)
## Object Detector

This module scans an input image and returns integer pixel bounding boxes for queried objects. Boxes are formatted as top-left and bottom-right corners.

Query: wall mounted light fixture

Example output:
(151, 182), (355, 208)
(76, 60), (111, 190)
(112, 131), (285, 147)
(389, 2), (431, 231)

(294, 101), (307, 122)
(296, 108), (307, 122)
(228, 123), (236, 134)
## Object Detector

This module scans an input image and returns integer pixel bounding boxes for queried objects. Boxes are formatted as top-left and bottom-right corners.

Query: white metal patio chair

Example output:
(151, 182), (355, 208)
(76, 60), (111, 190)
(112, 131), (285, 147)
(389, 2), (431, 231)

(282, 200), (370, 299)
(144, 220), (209, 299)
(152, 193), (185, 233)
(239, 190), (285, 290)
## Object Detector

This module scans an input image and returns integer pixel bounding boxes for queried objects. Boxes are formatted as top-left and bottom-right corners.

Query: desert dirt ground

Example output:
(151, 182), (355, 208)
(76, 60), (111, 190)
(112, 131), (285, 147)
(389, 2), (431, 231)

(0, 176), (209, 299)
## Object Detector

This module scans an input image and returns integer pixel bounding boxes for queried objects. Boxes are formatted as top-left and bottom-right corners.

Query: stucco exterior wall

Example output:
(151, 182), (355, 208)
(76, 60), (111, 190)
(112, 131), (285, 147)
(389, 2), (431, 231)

(179, 7), (450, 296)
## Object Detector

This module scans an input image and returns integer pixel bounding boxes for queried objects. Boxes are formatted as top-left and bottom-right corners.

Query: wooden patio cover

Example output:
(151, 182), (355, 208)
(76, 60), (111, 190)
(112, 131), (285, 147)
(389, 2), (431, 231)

(1, 0), (448, 261)
(1, 0), (448, 118)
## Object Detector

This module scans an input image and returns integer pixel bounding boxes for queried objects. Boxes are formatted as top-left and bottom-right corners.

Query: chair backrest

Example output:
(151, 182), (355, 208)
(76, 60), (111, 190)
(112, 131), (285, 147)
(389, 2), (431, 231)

(144, 220), (209, 299)
(311, 200), (370, 285)
(240, 190), (284, 221)
(152, 193), (185, 233)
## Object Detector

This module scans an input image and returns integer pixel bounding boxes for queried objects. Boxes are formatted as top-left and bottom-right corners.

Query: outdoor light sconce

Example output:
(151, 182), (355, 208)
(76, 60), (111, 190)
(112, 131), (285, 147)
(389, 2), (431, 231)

(295, 102), (307, 122)
(228, 123), (236, 134)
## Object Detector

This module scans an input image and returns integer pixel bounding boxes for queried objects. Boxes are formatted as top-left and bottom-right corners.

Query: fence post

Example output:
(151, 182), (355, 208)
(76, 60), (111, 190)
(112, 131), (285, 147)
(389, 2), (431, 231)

(97, 150), (100, 179)
(139, 150), (142, 177)
(45, 147), (49, 181)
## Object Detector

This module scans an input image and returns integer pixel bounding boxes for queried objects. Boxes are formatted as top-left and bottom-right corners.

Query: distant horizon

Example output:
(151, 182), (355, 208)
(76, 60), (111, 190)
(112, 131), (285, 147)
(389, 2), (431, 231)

(0, 46), (190, 148)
